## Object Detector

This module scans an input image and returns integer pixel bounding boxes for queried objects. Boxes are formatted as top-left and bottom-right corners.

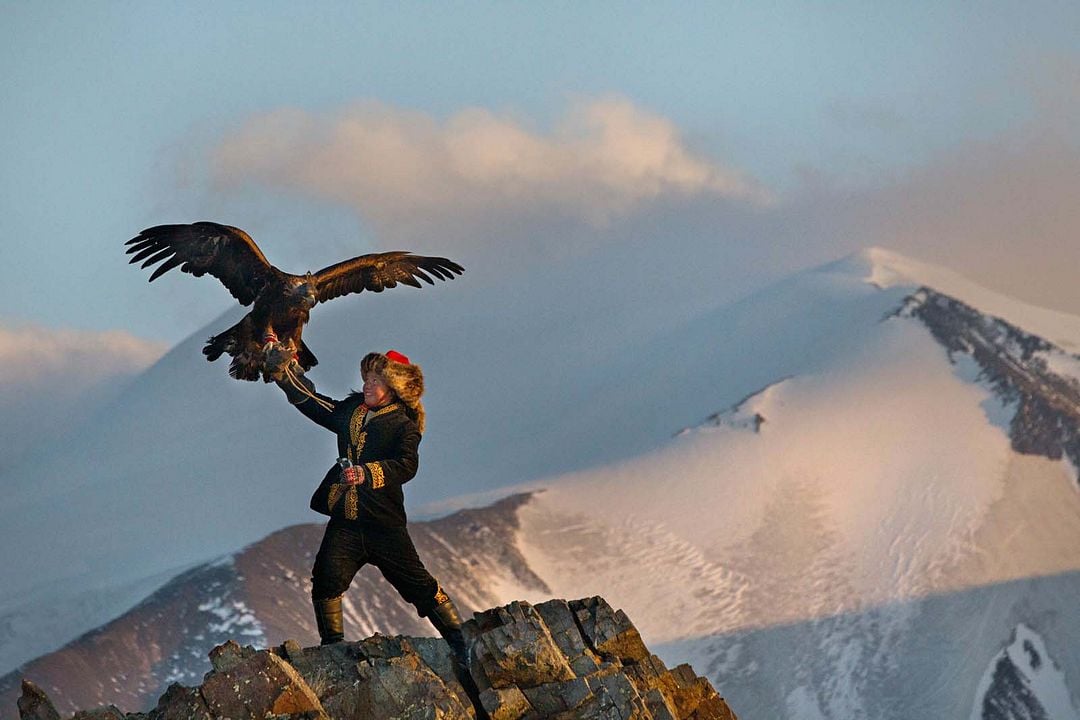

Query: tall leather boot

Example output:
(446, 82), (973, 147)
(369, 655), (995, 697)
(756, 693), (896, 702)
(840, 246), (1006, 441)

(313, 596), (344, 645)
(428, 597), (468, 668)
(429, 597), (488, 719)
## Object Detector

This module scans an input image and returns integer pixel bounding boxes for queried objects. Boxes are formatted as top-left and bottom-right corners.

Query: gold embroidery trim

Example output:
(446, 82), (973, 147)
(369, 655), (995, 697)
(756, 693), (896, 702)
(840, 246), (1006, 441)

(327, 484), (344, 513)
(348, 403), (398, 462)
(345, 486), (359, 520)
(348, 432), (366, 464)
(366, 402), (401, 423)
(366, 462), (385, 489)
(349, 406), (369, 453)
(434, 584), (449, 605)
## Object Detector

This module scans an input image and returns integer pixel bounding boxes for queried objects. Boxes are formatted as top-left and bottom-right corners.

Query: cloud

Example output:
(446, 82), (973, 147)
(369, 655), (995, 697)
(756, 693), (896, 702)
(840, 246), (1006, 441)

(0, 324), (167, 384)
(0, 323), (167, 471)
(205, 86), (1080, 320)
(211, 98), (771, 252)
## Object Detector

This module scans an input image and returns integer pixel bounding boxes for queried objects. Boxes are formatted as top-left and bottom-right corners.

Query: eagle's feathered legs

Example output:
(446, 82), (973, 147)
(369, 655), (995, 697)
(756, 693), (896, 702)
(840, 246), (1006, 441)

(203, 316), (319, 382)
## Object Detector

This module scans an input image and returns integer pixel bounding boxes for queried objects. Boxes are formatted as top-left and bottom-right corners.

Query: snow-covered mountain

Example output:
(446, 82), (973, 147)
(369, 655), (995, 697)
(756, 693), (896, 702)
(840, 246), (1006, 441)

(5, 247), (1080, 719)
(505, 249), (1080, 718)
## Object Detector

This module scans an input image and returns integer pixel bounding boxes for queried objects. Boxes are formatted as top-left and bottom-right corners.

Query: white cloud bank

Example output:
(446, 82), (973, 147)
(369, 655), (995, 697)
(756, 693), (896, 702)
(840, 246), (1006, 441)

(211, 98), (771, 250)
(205, 85), (1080, 318)
(0, 325), (166, 384)
(0, 324), (167, 472)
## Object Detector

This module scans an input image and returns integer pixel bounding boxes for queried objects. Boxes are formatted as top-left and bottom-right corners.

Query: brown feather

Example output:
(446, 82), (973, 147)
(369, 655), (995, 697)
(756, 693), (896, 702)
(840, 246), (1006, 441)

(125, 222), (278, 306)
(312, 252), (464, 304)
(148, 255), (185, 281)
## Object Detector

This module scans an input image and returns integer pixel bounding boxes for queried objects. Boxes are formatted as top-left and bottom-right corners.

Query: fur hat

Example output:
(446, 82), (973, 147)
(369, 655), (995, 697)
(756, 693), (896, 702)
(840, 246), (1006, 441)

(361, 350), (425, 432)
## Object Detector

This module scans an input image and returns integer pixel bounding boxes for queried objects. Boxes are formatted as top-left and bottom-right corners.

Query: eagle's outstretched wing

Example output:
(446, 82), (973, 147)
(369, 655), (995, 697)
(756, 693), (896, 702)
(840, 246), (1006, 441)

(125, 222), (279, 306)
(312, 252), (464, 304)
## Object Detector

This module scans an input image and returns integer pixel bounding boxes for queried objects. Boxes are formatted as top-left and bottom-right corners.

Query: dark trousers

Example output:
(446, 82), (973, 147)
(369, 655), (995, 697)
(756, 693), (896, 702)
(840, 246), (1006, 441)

(311, 519), (442, 617)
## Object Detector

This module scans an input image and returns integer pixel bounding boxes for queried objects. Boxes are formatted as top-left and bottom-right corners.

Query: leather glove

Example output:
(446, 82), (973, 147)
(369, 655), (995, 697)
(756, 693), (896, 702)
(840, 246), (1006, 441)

(264, 340), (299, 382)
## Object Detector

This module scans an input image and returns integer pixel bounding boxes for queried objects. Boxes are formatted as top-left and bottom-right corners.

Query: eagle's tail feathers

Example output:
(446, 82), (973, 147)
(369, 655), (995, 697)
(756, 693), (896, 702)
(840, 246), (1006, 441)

(228, 357), (261, 381)
(203, 333), (229, 362)
(298, 341), (318, 371)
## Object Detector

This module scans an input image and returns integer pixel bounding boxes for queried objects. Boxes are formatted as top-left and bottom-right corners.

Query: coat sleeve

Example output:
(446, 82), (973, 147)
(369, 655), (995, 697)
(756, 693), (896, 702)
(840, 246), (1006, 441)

(275, 375), (342, 432)
(360, 422), (421, 489)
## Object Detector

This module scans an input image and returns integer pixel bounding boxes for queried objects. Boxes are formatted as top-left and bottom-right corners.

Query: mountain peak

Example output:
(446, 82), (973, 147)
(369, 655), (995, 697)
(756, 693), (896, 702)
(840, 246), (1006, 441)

(823, 246), (960, 291)
(819, 246), (1080, 352)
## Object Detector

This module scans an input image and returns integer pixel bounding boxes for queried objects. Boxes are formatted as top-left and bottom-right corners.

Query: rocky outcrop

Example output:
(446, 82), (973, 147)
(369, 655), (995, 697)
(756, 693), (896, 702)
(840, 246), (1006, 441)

(18, 597), (736, 720)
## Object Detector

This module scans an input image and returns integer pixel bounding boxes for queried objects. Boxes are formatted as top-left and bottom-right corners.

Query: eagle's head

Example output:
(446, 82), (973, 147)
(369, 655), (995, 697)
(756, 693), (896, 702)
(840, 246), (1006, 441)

(285, 274), (317, 310)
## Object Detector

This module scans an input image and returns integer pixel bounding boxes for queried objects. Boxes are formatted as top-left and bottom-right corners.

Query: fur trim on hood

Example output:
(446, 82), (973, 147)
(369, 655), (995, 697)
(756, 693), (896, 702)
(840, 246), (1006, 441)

(361, 351), (425, 433)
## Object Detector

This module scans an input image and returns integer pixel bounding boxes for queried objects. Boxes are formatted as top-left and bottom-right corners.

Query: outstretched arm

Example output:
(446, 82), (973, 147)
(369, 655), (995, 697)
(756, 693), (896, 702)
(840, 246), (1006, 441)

(267, 345), (340, 431)
(275, 374), (341, 430)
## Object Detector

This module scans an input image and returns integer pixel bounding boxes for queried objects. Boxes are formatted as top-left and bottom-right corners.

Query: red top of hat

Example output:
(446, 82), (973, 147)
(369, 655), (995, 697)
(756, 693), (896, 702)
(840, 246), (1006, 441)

(385, 350), (410, 365)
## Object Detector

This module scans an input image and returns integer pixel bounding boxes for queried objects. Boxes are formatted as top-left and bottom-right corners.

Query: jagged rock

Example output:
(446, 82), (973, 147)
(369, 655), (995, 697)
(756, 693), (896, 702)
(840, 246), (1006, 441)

(570, 596), (650, 665)
(465, 598), (735, 720)
(270, 635), (474, 719)
(147, 683), (211, 720)
(654, 665), (736, 720)
(198, 651), (325, 719)
(471, 601), (577, 690)
(353, 647), (472, 719)
(30, 597), (737, 720)
(624, 655), (680, 714)
(272, 641), (366, 718)
(278, 640), (304, 664)
(518, 675), (593, 717)
(533, 600), (601, 677)
(477, 686), (532, 720)
(16, 682), (59, 720)
(207, 639), (259, 674)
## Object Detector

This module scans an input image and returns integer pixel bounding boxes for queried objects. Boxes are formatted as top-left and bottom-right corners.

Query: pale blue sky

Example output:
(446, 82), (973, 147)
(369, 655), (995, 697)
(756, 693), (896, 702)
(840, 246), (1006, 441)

(2, 2), (1078, 343)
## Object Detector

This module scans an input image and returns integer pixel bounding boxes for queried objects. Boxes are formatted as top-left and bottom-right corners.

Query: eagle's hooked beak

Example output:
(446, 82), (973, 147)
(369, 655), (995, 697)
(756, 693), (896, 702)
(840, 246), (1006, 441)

(300, 273), (317, 308)
(300, 283), (316, 308)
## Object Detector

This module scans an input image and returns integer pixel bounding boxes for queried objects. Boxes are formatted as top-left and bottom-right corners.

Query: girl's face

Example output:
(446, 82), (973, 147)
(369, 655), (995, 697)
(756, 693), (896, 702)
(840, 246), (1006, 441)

(362, 372), (394, 408)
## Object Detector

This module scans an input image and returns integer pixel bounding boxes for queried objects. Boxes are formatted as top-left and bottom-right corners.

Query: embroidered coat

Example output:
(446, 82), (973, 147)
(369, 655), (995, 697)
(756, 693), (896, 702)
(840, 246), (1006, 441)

(285, 382), (422, 528)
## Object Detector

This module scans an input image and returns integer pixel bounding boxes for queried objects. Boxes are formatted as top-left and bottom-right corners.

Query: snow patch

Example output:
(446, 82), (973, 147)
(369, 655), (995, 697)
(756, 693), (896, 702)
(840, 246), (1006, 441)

(197, 596), (266, 643)
(948, 351), (1019, 434)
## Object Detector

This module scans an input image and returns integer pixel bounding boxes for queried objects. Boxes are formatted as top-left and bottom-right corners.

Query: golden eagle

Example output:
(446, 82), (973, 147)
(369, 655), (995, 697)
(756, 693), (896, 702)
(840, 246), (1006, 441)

(126, 222), (463, 381)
